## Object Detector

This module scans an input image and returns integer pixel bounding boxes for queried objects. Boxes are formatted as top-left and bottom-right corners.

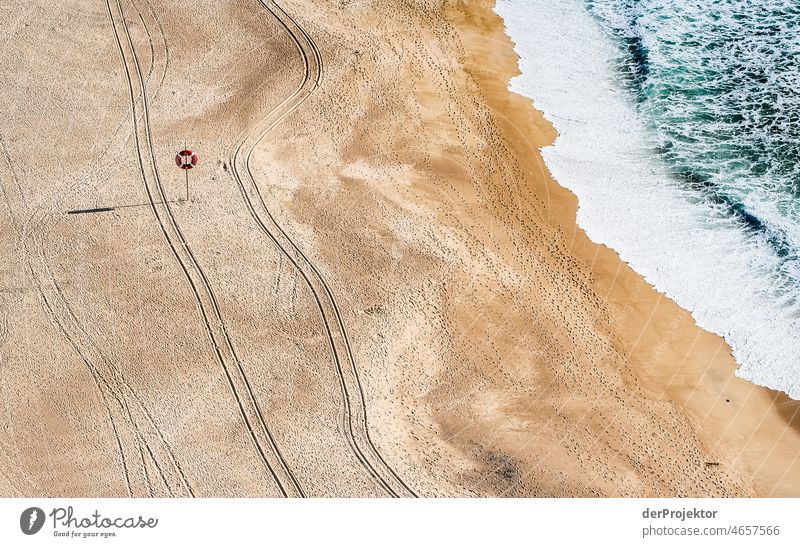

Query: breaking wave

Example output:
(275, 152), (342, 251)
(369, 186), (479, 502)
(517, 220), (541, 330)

(495, 0), (800, 397)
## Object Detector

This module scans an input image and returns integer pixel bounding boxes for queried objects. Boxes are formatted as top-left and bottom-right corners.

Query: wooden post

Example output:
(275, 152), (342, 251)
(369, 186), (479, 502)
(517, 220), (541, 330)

(183, 139), (188, 202)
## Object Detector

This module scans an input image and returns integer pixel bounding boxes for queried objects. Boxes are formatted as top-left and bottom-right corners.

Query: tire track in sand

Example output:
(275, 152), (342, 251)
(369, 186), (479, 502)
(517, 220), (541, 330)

(229, 0), (416, 497)
(0, 136), (137, 496)
(105, 0), (304, 497)
(0, 0), (192, 496)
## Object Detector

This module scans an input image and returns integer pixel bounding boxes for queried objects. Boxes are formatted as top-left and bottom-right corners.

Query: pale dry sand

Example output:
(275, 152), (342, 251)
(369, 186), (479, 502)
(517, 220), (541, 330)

(0, 0), (797, 497)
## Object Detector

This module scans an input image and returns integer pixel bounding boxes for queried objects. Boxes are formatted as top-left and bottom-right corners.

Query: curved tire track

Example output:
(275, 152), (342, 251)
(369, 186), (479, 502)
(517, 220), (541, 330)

(230, 0), (416, 498)
(0, 0), (190, 496)
(0, 1), (182, 497)
(106, 0), (304, 498)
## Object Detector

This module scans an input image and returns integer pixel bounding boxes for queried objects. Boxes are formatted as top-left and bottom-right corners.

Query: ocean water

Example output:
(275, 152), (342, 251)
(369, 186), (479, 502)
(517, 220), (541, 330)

(494, 0), (800, 398)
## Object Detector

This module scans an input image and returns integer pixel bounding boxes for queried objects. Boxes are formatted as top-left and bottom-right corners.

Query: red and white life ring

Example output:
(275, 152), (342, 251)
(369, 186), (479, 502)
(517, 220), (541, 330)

(175, 149), (199, 170)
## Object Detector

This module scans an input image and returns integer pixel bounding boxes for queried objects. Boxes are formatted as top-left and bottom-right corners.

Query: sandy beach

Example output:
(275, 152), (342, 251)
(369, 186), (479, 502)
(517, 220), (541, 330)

(0, 0), (798, 497)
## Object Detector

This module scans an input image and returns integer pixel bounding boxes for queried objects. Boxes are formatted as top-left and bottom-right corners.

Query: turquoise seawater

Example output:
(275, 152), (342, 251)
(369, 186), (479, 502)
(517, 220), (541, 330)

(587, 0), (800, 291)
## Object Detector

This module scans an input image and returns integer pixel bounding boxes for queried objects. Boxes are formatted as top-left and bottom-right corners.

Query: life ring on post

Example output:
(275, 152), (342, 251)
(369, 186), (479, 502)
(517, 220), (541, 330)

(175, 149), (199, 169)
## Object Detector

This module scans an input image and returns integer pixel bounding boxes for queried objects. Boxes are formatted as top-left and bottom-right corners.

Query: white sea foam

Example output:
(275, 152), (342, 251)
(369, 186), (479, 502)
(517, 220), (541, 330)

(494, 0), (800, 397)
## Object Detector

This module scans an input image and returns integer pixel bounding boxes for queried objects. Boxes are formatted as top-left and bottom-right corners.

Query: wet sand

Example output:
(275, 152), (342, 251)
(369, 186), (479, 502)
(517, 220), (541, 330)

(449, 0), (800, 496)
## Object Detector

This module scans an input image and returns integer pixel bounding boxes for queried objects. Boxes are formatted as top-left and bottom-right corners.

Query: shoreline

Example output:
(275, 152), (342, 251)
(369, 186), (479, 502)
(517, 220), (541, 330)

(447, 0), (800, 495)
(496, 0), (800, 402)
